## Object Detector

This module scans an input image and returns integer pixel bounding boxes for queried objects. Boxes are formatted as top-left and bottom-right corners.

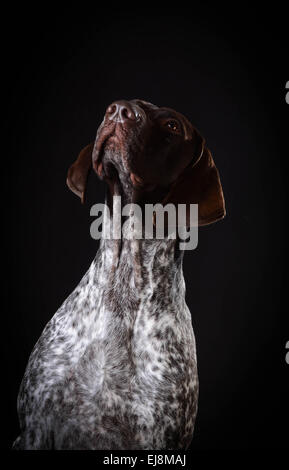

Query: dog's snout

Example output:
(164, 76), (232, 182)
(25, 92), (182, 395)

(106, 101), (136, 123)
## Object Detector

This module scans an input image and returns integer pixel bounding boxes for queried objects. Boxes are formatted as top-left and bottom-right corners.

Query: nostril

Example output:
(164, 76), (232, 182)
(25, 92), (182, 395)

(106, 101), (136, 122)
(120, 106), (135, 121)
(121, 107), (128, 120)
(107, 104), (117, 116)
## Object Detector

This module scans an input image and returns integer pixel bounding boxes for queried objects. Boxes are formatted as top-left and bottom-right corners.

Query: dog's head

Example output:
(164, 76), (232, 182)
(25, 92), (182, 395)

(67, 99), (225, 226)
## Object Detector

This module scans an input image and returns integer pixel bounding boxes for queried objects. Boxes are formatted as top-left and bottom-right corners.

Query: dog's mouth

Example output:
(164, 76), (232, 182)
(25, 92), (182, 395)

(92, 123), (155, 191)
(92, 123), (116, 177)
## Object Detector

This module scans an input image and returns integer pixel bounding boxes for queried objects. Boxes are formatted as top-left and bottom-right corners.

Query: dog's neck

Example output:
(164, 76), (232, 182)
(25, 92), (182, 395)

(91, 195), (184, 295)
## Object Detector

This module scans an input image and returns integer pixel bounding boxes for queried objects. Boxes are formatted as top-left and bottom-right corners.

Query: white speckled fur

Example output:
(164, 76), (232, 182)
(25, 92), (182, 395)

(13, 203), (198, 450)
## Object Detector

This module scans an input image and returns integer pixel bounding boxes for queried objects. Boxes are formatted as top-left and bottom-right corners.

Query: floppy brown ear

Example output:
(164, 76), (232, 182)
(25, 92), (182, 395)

(162, 139), (225, 226)
(66, 143), (94, 203)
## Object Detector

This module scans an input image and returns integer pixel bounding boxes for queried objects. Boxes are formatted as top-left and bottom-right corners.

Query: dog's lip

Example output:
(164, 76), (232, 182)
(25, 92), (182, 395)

(93, 126), (114, 160)
(130, 172), (156, 191)
(130, 173), (144, 187)
(93, 123), (156, 190)
(92, 123), (117, 174)
(92, 122), (128, 164)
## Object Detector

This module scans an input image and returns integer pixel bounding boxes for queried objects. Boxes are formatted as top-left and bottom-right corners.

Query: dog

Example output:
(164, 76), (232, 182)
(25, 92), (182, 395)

(13, 99), (225, 449)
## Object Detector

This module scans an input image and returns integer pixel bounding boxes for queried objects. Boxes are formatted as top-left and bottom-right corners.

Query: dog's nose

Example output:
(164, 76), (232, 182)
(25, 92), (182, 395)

(106, 101), (136, 123)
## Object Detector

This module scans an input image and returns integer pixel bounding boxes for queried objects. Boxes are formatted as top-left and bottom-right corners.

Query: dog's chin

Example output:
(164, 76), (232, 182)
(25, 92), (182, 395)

(99, 157), (158, 208)
(129, 172), (157, 192)
(94, 128), (157, 196)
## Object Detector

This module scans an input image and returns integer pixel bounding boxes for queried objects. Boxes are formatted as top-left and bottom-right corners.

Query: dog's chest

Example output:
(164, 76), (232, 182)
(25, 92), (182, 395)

(20, 240), (198, 449)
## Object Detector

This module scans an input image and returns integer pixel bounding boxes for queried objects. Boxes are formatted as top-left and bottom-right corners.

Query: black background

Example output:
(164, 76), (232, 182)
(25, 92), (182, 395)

(3, 4), (288, 450)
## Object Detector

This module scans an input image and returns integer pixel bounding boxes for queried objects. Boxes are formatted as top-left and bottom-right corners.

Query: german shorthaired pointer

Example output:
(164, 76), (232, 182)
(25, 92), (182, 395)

(13, 99), (225, 450)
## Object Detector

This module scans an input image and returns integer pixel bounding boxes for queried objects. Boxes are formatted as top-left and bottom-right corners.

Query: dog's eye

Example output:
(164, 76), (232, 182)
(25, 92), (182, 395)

(165, 120), (181, 134)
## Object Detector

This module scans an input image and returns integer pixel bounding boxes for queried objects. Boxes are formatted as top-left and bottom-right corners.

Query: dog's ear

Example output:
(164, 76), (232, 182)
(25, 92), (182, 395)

(66, 143), (94, 204)
(162, 130), (225, 226)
